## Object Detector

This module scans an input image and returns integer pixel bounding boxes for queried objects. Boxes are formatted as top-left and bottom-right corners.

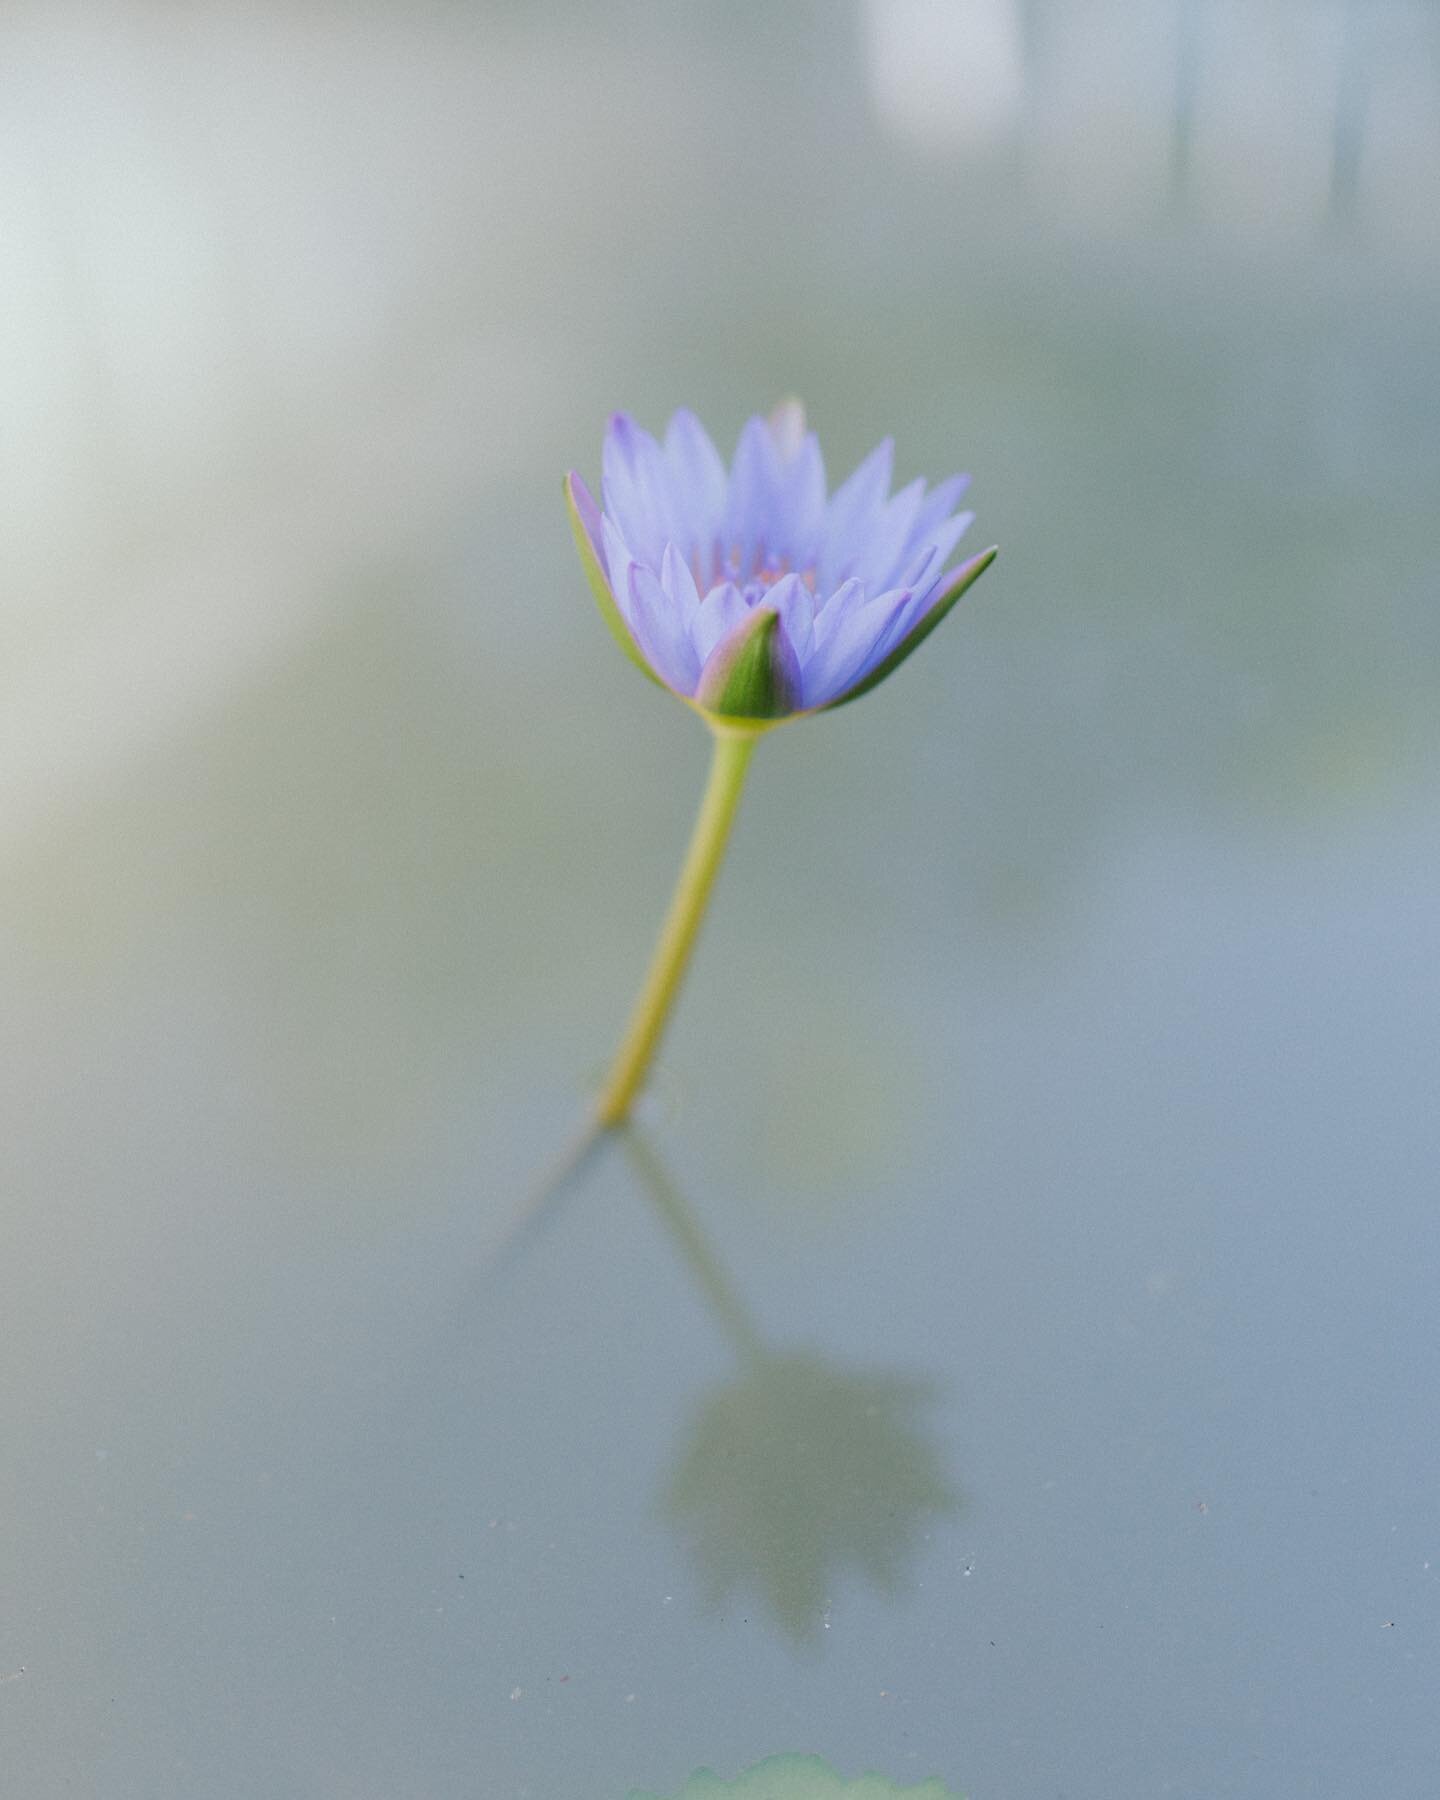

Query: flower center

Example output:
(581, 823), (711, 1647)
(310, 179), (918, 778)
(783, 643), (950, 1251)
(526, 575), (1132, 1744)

(697, 542), (818, 602)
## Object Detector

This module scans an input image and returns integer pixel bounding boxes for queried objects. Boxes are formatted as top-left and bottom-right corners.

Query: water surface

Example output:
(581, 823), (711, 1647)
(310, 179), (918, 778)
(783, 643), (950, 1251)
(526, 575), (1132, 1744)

(3, 4), (1438, 1796)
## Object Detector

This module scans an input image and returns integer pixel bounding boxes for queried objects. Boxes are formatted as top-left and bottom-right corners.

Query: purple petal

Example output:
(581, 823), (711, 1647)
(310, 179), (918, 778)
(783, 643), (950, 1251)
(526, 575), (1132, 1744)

(663, 408), (728, 554)
(898, 545), (940, 598)
(660, 542), (702, 620)
(628, 562), (701, 694)
(566, 470), (607, 574)
(725, 415), (785, 566)
(603, 412), (682, 565)
(776, 433), (827, 568)
(899, 509), (975, 594)
(800, 586), (914, 708)
(810, 575), (864, 635)
(690, 581), (749, 661)
(601, 516), (639, 620)
(844, 478), (926, 591)
(819, 437), (894, 589)
(764, 571), (815, 660)
(911, 474), (971, 541)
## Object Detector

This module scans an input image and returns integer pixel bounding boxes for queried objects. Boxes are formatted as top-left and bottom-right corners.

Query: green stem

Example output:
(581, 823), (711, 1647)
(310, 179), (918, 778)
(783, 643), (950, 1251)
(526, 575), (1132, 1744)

(593, 725), (759, 1128)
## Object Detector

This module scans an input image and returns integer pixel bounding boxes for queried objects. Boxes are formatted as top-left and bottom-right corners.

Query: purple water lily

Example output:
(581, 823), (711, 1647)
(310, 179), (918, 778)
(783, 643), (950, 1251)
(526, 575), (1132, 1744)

(565, 403), (1000, 1131)
(566, 403), (995, 721)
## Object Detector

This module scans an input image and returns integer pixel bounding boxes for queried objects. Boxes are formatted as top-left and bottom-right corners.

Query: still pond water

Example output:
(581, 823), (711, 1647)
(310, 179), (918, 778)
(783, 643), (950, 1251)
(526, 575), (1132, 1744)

(3, 4), (1438, 1796)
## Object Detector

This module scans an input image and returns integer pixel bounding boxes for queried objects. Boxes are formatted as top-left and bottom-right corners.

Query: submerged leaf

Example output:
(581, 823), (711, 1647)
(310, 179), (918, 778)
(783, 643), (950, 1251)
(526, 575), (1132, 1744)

(629, 1753), (962, 1799)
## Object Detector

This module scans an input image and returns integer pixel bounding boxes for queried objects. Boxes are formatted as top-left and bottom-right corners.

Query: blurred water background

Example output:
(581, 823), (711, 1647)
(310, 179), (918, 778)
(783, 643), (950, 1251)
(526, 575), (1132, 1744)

(3, 3), (1439, 1796)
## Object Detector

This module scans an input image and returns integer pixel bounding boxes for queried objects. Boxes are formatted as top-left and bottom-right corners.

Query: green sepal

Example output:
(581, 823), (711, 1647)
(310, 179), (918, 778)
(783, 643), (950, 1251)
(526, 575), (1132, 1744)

(817, 546), (998, 712)
(564, 472), (662, 687)
(694, 606), (801, 720)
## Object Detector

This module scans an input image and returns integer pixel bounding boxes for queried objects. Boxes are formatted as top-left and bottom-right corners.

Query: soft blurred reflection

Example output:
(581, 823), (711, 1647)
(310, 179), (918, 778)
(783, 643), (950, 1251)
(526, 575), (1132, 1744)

(625, 1132), (961, 1646)
(866, 0), (1025, 150)
(668, 1355), (961, 1648)
(865, 0), (1440, 240)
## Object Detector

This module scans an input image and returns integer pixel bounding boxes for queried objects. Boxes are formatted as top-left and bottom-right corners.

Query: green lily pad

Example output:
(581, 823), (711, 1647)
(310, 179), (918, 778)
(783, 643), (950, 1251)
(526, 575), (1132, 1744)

(630, 1753), (962, 1799)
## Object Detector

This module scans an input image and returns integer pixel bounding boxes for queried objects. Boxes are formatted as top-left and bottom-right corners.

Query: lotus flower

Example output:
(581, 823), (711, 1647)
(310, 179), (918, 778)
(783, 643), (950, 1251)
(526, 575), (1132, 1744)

(567, 404), (995, 721)
(566, 405), (1000, 1130)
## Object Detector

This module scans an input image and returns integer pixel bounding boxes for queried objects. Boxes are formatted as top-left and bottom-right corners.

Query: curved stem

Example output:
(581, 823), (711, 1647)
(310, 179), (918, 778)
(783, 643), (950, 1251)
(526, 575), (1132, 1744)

(593, 726), (758, 1128)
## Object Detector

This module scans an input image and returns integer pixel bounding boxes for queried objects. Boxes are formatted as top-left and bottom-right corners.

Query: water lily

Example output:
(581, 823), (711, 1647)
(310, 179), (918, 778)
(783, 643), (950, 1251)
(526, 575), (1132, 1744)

(567, 404), (997, 1128)
(566, 403), (994, 721)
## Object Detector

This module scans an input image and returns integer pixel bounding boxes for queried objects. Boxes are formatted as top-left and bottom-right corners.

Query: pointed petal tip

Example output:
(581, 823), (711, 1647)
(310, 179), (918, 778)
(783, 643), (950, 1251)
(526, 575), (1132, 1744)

(814, 545), (997, 714)
(563, 467), (594, 509)
(664, 403), (707, 446)
(605, 410), (645, 458)
(921, 543), (996, 613)
(767, 397), (807, 461)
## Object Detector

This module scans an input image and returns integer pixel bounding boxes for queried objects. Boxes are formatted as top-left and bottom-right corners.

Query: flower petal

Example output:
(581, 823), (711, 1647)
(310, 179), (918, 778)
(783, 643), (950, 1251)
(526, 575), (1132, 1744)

(809, 575), (864, 636)
(564, 472), (660, 685)
(725, 415), (785, 567)
(764, 570), (815, 661)
(567, 467), (607, 568)
(816, 546), (998, 712)
(661, 541), (702, 621)
(899, 509), (975, 593)
(663, 408), (728, 557)
(845, 477), (926, 591)
(763, 402), (825, 565)
(628, 561), (702, 695)
(800, 587), (914, 709)
(776, 432), (827, 569)
(819, 437), (894, 590)
(601, 516), (639, 617)
(690, 581), (749, 661)
(912, 473), (971, 540)
(603, 411), (682, 565)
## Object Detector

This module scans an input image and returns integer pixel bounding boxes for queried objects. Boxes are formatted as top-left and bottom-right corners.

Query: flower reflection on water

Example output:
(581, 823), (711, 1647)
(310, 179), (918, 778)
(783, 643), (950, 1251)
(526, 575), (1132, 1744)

(622, 1130), (961, 1647)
